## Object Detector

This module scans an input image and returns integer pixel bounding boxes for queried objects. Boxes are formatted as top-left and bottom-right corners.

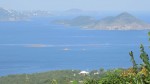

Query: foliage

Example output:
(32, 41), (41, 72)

(83, 78), (99, 84)
(0, 70), (104, 84)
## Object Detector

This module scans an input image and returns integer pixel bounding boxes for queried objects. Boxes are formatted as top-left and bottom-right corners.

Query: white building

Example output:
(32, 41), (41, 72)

(79, 71), (89, 75)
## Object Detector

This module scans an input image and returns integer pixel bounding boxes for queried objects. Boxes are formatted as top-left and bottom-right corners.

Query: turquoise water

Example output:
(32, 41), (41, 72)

(0, 20), (149, 76)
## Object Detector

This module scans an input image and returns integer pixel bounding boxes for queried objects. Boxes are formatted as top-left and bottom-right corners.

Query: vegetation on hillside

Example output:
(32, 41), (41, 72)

(0, 69), (107, 84)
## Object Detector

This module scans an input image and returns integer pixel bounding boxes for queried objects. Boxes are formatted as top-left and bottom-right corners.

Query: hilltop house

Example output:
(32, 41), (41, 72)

(79, 71), (89, 75)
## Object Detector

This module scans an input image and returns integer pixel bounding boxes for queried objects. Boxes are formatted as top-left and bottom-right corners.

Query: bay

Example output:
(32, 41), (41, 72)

(0, 19), (149, 76)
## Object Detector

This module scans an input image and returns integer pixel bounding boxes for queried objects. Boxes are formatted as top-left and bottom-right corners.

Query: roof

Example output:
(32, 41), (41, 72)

(79, 71), (89, 74)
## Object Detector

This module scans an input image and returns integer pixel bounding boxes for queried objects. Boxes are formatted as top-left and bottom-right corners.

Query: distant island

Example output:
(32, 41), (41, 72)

(53, 12), (150, 30)
(0, 7), (52, 21)
(0, 7), (28, 21)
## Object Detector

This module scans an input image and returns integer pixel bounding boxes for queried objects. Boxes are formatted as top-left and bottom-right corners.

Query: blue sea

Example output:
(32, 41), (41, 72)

(0, 19), (149, 76)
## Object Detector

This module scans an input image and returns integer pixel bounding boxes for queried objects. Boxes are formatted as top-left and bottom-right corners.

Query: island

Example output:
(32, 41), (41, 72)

(54, 12), (150, 30)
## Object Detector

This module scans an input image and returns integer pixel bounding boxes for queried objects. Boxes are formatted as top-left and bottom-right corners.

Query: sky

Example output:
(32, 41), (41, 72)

(0, 0), (150, 12)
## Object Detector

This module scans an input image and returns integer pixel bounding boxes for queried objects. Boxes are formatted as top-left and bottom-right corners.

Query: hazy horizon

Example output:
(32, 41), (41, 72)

(0, 0), (150, 12)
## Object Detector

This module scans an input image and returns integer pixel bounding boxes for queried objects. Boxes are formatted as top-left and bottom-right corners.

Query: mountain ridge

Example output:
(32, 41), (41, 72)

(54, 12), (150, 30)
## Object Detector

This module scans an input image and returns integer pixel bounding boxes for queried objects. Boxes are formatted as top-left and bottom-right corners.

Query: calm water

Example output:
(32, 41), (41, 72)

(0, 20), (149, 76)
